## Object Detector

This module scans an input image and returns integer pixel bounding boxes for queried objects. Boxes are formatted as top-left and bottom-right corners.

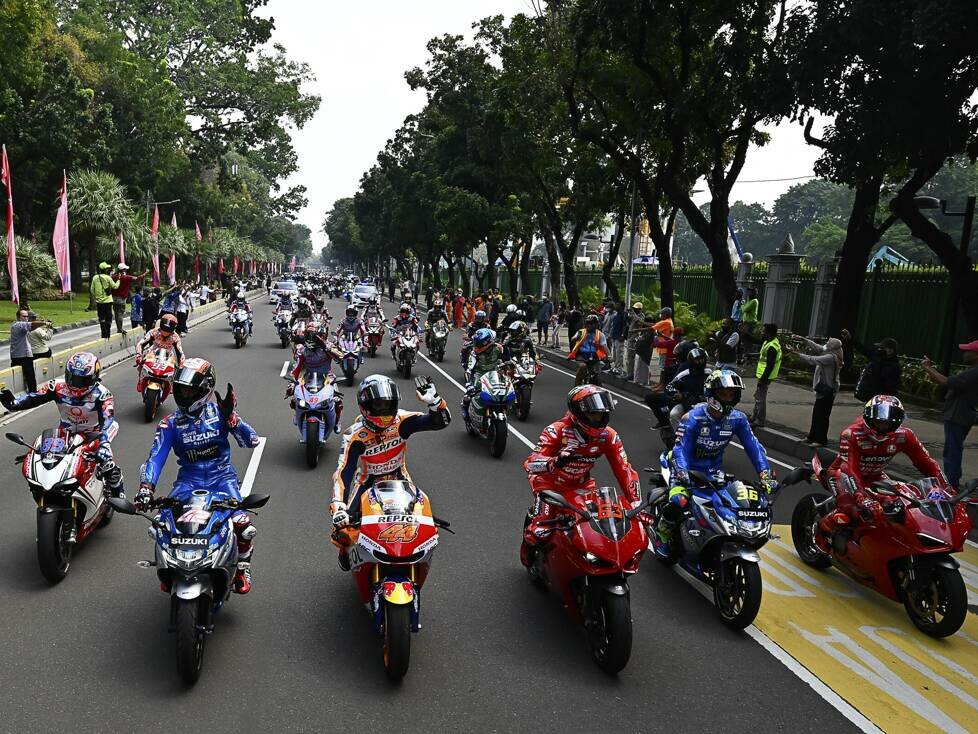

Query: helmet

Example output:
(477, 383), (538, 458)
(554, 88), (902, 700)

(704, 370), (743, 416)
(686, 347), (708, 373)
(632, 302), (643, 311)
(159, 313), (178, 333)
(399, 303), (411, 315)
(659, 306), (673, 318)
(358, 374), (400, 431)
(566, 385), (615, 438)
(862, 395), (905, 438)
(508, 320), (528, 340)
(584, 314), (600, 330)
(368, 297), (378, 305)
(64, 352), (101, 396)
(473, 310), (486, 323)
(173, 358), (217, 416)
(506, 304), (517, 313)
(345, 307), (357, 319)
(472, 327), (494, 353)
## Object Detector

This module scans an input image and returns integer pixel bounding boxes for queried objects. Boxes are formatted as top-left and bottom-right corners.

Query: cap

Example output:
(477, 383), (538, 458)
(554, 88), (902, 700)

(959, 339), (978, 352)
(116, 263), (130, 271)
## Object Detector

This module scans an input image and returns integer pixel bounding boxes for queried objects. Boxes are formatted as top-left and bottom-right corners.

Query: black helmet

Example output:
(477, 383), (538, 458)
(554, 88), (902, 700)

(863, 395), (905, 438)
(358, 374), (400, 431)
(704, 370), (743, 416)
(584, 314), (600, 330)
(173, 358), (217, 416)
(345, 306), (357, 319)
(686, 347), (708, 373)
(159, 313), (178, 333)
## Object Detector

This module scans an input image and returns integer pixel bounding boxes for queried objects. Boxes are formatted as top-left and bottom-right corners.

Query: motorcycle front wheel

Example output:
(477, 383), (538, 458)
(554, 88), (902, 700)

(280, 335), (289, 348)
(516, 385), (532, 421)
(791, 493), (831, 569)
(305, 420), (320, 469)
(143, 389), (158, 423)
(383, 601), (411, 681)
(37, 510), (72, 584)
(175, 597), (205, 685)
(903, 564), (968, 638)
(400, 358), (412, 379)
(487, 417), (508, 458)
(714, 557), (762, 630)
(234, 334), (242, 348)
(586, 590), (632, 674)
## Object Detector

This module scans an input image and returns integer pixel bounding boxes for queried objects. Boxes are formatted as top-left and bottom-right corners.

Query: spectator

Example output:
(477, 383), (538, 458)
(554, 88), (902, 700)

(633, 315), (657, 387)
(27, 315), (53, 361)
(142, 288), (162, 332)
(610, 301), (627, 374)
(90, 262), (119, 339)
(741, 286), (759, 330)
(624, 302), (646, 380)
(846, 331), (901, 401)
(111, 264), (148, 335)
(651, 307), (675, 380)
(488, 295), (500, 330)
(535, 295), (553, 345)
(730, 288), (745, 325)
(8, 308), (51, 393)
(129, 286), (144, 330)
(265, 274), (272, 295)
(175, 283), (193, 334)
(921, 341), (978, 490)
(551, 302), (565, 349)
(198, 281), (212, 305)
(160, 284), (180, 316)
(565, 303), (583, 349)
(710, 318), (740, 371)
(387, 278), (395, 302)
(792, 335), (844, 447)
(650, 326), (683, 389)
(748, 323), (781, 428)
(602, 300), (616, 334)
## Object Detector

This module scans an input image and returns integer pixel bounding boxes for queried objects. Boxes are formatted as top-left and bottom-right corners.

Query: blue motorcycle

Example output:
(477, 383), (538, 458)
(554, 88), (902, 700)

(648, 457), (775, 629)
(109, 490), (270, 684)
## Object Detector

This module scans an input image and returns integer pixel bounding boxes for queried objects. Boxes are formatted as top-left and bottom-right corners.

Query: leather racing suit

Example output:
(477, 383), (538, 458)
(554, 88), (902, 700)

(137, 328), (184, 366)
(337, 317), (366, 340)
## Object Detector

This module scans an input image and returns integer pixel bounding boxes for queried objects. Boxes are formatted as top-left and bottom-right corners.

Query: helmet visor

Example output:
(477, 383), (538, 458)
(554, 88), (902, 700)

(576, 390), (614, 414)
(65, 371), (96, 391)
(173, 383), (210, 410)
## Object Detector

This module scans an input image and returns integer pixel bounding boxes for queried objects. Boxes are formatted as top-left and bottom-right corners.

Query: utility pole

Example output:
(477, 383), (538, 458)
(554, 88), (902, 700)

(623, 180), (639, 308)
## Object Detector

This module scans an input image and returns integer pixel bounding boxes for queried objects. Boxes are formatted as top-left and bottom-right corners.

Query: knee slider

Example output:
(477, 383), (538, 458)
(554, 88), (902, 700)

(239, 524), (258, 541)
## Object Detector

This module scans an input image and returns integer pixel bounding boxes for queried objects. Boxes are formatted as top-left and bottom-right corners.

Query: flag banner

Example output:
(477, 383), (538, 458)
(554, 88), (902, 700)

(290, 255), (296, 271)
(170, 211), (177, 228)
(167, 253), (176, 284)
(2, 145), (19, 303)
(151, 204), (160, 287)
(233, 255), (239, 274)
(194, 255), (200, 282)
(726, 215), (744, 267)
(194, 221), (202, 241)
(218, 257), (224, 275)
(52, 172), (71, 293)
(118, 230), (125, 265)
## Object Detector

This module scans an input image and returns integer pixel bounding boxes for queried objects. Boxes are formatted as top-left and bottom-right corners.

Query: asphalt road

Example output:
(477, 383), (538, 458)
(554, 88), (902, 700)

(0, 297), (857, 733)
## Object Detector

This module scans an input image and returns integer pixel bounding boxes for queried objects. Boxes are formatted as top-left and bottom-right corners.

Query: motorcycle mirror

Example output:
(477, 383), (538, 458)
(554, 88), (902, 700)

(781, 467), (813, 487)
(539, 490), (574, 510)
(107, 496), (137, 515)
(950, 479), (978, 504)
(5, 432), (30, 448)
(689, 470), (716, 489)
(239, 493), (270, 510)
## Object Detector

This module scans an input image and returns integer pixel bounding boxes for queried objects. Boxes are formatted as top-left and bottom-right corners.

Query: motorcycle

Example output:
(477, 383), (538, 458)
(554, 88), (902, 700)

(286, 369), (339, 469)
(365, 316), (384, 357)
(136, 346), (178, 423)
(506, 353), (539, 421)
(107, 490), (270, 685)
(648, 460), (775, 629)
(426, 319), (449, 362)
(464, 369), (516, 458)
(230, 309), (251, 348)
(786, 448), (977, 638)
(6, 430), (112, 584)
(392, 327), (419, 379)
(338, 335), (363, 387)
(340, 479), (451, 680)
(274, 309), (293, 348)
(521, 485), (653, 673)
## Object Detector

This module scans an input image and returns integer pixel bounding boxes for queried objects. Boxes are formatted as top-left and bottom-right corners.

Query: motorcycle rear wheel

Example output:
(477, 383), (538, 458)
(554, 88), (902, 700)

(368, 345), (377, 358)
(37, 511), (72, 584)
(345, 368), (355, 387)
(714, 558), (762, 630)
(175, 597), (205, 685)
(382, 601), (411, 681)
(791, 493), (831, 569)
(586, 591), (632, 674)
(903, 564), (968, 638)
(488, 418), (507, 458)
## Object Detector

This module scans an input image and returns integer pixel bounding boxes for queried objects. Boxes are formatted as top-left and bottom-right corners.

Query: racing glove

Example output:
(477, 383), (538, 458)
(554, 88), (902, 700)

(134, 483), (155, 512)
(415, 376), (442, 407)
(0, 389), (15, 409)
(215, 383), (237, 423)
(758, 470), (778, 496)
(331, 501), (351, 528)
(553, 451), (576, 470)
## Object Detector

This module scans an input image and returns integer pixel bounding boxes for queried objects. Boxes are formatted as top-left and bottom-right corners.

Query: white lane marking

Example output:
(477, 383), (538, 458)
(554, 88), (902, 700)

(672, 566), (883, 734)
(416, 350), (536, 450)
(538, 361), (795, 469)
(967, 539), (977, 549)
(239, 437), (267, 498)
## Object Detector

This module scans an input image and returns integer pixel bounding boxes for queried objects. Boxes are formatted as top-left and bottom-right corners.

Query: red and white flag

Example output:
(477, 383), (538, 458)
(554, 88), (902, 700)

(289, 255), (296, 272)
(233, 255), (239, 274)
(194, 220), (202, 241)
(167, 253), (176, 284)
(170, 211), (178, 228)
(151, 204), (160, 287)
(118, 230), (125, 265)
(218, 257), (224, 275)
(194, 255), (200, 282)
(1, 145), (19, 303)
(52, 171), (71, 293)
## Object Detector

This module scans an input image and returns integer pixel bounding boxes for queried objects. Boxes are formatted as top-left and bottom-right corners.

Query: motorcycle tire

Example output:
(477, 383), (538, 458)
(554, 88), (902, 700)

(437, 349), (444, 363)
(143, 390), (158, 423)
(368, 345), (376, 358)
(791, 493), (831, 569)
(400, 360), (412, 380)
(516, 386), (532, 421)
(488, 418), (508, 458)
(281, 335), (289, 349)
(587, 590), (633, 675)
(714, 557), (762, 630)
(306, 421), (320, 469)
(97, 504), (114, 528)
(903, 564), (968, 638)
(345, 369), (355, 387)
(234, 334), (242, 349)
(37, 510), (72, 584)
(382, 600), (411, 682)
(175, 597), (205, 685)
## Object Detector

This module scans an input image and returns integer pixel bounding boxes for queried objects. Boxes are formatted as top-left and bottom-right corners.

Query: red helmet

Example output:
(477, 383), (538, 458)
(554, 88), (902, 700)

(159, 313), (178, 333)
(862, 395), (905, 439)
(566, 384), (614, 438)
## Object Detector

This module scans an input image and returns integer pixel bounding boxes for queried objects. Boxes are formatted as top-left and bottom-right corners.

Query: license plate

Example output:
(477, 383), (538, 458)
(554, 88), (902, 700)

(169, 535), (210, 547)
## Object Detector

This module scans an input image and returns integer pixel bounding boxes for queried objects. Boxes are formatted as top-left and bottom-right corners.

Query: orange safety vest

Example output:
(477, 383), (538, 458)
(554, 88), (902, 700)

(568, 329), (608, 360)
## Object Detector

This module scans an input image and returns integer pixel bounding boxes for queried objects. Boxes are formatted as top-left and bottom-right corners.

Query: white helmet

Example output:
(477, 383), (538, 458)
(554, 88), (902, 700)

(506, 304), (517, 313)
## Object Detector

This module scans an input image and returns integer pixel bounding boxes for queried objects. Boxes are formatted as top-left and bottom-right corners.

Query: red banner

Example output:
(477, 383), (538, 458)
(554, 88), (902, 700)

(52, 171), (71, 293)
(151, 204), (160, 287)
(1, 145), (19, 303)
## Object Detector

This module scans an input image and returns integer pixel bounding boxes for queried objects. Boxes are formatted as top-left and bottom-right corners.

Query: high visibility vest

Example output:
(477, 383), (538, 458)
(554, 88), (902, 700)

(756, 338), (782, 380)
(568, 329), (608, 361)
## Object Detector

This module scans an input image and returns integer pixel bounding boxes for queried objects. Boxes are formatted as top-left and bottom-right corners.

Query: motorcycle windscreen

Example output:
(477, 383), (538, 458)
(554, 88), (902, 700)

(302, 370), (326, 393)
(170, 494), (214, 535)
(369, 480), (418, 514)
(583, 486), (630, 540)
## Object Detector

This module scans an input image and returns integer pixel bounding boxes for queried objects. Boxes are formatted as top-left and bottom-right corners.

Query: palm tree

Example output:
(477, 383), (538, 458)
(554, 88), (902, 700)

(68, 169), (137, 293)
(0, 236), (59, 301)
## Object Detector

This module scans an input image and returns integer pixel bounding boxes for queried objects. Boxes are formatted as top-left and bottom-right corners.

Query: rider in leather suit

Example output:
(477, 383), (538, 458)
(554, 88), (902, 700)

(522, 385), (640, 555)
(460, 328), (505, 429)
(337, 307), (366, 340)
(330, 374), (450, 570)
(645, 347), (708, 428)
(135, 358), (261, 594)
(137, 313), (185, 366)
(389, 303), (420, 357)
(1, 351), (124, 499)
(501, 320), (539, 363)
(652, 369), (776, 556)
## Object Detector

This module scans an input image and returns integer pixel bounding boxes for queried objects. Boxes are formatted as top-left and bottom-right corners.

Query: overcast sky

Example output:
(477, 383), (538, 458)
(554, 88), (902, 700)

(267, 0), (822, 251)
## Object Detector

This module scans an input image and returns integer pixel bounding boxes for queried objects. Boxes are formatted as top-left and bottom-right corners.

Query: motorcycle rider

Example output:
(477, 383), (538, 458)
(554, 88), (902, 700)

(425, 300), (451, 350)
(329, 374), (450, 571)
(522, 385), (640, 555)
(821, 395), (948, 534)
(1, 351), (124, 502)
(502, 320), (539, 364)
(651, 370), (777, 556)
(361, 297), (386, 322)
(275, 291), (294, 313)
(389, 303), (420, 358)
(458, 309), (489, 367)
(644, 347), (708, 429)
(460, 327), (505, 431)
(136, 313), (185, 367)
(230, 294), (253, 336)
(134, 358), (261, 594)
(568, 314), (609, 384)
(336, 306), (366, 341)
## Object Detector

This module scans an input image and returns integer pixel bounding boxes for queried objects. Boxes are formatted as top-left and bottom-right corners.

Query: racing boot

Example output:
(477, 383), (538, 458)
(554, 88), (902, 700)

(233, 551), (253, 594)
(650, 522), (673, 558)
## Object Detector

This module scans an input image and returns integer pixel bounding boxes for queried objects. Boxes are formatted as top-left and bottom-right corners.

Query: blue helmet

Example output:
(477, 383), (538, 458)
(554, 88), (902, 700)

(472, 327), (494, 351)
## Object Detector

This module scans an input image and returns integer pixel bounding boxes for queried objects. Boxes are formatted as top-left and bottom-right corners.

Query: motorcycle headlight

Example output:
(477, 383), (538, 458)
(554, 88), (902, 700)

(298, 399), (307, 409)
(175, 547), (209, 566)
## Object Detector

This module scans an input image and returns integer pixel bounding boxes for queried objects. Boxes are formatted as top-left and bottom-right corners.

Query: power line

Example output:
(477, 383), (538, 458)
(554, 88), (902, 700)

(737, 174), (817, 183)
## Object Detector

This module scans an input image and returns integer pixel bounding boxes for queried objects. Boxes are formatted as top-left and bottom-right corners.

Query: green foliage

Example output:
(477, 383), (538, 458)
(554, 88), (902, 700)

(0, 236), (60, 295)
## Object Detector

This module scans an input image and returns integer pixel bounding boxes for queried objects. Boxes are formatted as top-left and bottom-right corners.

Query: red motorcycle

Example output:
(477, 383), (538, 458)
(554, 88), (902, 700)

(365, 315), (384, 357)
(136, 345), (178, 422)
(520, 485), (653, 673)
(788, 448), (977, 638)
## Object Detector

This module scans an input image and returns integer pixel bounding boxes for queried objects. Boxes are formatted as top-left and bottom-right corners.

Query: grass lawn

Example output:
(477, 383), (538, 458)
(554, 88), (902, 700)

(0, 298), (96, 340)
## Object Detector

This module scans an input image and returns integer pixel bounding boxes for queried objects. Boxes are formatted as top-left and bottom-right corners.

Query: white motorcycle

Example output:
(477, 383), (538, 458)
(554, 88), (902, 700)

(392, 327), (419, 379)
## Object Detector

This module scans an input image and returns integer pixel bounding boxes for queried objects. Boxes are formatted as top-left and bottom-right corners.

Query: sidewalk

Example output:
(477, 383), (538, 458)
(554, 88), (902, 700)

(535, 343), (976, 482)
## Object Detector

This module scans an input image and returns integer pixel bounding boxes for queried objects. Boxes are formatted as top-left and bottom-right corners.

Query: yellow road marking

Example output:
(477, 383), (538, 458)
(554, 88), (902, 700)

(756, 526), (978, 734)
